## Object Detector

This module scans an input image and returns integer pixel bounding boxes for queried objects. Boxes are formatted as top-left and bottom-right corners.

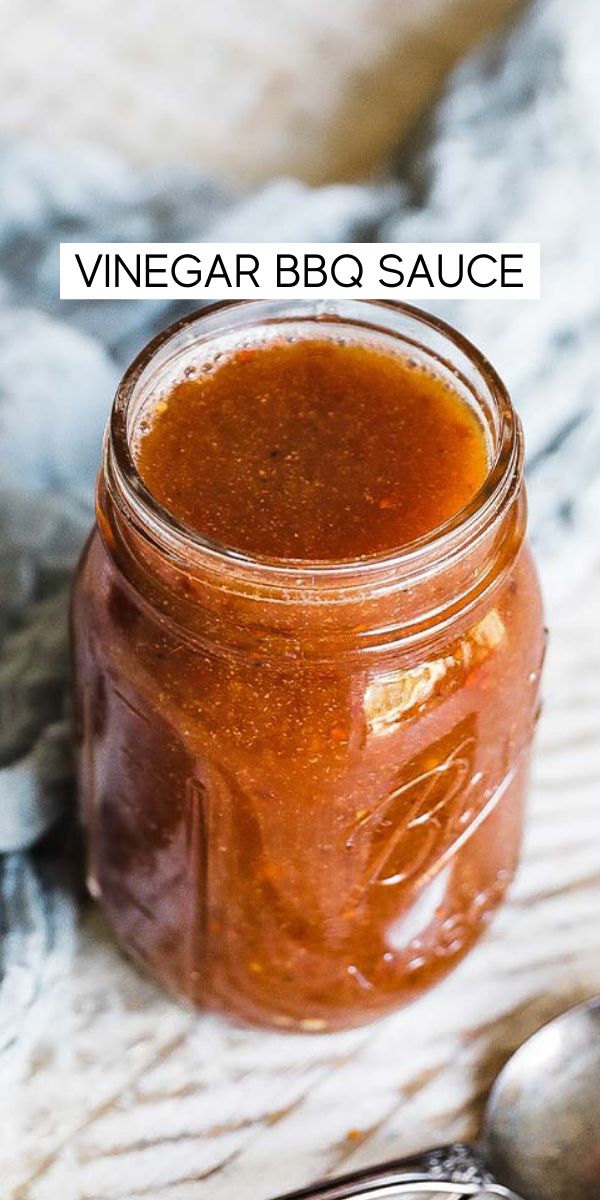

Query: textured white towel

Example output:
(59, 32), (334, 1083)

(0, 0), (523, 184)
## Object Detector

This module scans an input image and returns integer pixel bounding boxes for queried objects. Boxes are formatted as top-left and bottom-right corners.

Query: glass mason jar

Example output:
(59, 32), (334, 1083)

(72, 300), (545, 1032)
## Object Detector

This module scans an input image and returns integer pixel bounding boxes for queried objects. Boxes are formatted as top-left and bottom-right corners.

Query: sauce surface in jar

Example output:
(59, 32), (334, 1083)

(135, 336), (489, 560)
(72, 301), (545, 1032)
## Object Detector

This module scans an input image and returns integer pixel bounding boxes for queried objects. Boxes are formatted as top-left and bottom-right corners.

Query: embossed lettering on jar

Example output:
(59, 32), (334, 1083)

(72, 300), (545, 1032)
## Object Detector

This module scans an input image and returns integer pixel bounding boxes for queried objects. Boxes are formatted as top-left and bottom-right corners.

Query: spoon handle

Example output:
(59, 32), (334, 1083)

(270, 1144), (521, 1199)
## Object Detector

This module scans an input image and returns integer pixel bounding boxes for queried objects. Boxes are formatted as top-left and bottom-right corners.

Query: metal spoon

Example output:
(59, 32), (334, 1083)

(272, 997), (600, 1200)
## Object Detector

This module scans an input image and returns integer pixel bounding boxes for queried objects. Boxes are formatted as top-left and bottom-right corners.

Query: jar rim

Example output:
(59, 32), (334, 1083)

(106, 299), (522, 590)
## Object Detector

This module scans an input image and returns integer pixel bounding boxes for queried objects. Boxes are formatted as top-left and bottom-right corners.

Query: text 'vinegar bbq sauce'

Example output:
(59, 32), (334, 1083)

(72, 300), (544, 1032)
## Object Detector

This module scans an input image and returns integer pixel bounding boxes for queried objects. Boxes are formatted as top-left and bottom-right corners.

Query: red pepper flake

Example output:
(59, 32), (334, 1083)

(330, 725), (349, 744)
(346, 1129), (364, 1143)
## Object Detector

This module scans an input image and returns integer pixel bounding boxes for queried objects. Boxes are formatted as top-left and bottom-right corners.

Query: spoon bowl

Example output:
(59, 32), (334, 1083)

(484, 996), (600, 1200)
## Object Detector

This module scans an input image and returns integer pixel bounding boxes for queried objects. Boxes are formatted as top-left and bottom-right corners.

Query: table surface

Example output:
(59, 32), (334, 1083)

(3, 566), (600, 1200)
(0, 0), (523, 185)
